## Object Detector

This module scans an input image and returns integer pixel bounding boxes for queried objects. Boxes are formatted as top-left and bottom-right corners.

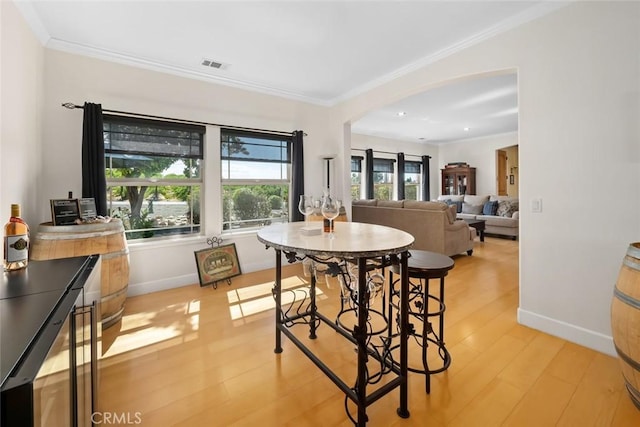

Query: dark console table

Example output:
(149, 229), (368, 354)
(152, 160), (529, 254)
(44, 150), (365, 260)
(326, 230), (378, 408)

(1, 256), (100, 426)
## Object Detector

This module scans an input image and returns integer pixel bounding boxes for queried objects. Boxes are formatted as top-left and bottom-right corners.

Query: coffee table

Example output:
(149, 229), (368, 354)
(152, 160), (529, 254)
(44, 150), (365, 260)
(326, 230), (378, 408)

(463, 219), (486, 242)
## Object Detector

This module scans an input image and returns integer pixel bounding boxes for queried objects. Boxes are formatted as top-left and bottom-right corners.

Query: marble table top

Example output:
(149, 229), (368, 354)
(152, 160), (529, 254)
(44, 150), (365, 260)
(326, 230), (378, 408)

(257, 221), (414, 258)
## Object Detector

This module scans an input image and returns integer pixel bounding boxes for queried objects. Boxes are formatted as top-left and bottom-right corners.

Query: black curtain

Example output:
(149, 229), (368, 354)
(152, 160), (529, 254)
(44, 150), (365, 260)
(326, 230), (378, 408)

(81, 103), (107, 216)
(365, 149), (374, 199)
(397, 152), (405, 200)
(291, 130), (305, 222)
(421, 155), (431, 201)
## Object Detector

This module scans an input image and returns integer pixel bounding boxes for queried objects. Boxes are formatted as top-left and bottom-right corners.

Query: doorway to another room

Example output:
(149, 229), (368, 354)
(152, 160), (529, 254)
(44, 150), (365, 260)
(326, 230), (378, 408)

(496, 145), (518, 197)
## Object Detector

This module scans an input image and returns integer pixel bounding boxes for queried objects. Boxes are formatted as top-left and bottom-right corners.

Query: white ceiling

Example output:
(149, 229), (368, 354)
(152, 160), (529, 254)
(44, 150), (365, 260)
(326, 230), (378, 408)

(16, 1), (565, 143)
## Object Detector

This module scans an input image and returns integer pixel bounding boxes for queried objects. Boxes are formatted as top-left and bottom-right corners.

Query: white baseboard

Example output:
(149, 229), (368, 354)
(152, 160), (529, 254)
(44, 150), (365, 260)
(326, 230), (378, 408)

(518, 308), (616, 357)
(126, 259), (277, 297)
(127, 273), (196, 296)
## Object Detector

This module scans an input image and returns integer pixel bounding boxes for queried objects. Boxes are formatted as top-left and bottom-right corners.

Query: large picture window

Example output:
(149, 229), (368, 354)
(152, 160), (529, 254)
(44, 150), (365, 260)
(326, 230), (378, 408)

(221, 129), (291, 231)
(350, 156), (363, 200)
(103, 115), (204, 240)
(404, 161), (421, 200)
(373, 158), (395, 200)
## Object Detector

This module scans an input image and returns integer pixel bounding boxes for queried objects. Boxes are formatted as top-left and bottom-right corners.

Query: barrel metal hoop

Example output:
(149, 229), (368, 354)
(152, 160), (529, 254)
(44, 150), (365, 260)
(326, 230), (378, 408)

(615, 344), (640, 372)
(623, 257), (640, 271)
(101, 249), (130, 260)
(102, 286), (128, 302)
(626, 383), (640, 409)
(35, 231), (120, 240)
(627, 243), (640, 260)
(614, 287), (640, 309)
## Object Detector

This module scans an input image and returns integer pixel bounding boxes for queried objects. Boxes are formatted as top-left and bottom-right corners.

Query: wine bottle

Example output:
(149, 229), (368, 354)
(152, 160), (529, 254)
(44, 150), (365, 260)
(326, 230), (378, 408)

(4, 204), (29, 271)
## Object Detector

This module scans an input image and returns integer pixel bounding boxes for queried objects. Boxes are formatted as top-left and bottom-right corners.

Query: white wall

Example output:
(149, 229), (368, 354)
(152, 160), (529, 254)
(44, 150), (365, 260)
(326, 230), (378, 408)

(40, 49), (334, 294)
(336, 2), (640, 355)
(439, 132), (518, 195)
(5, 1), (640, 357)
(0, 1), (44, 237)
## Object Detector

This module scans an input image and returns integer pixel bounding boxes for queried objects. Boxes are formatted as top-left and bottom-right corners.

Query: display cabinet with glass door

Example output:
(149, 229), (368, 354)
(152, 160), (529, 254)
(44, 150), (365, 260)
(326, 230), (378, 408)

(441, 165), (476, 195)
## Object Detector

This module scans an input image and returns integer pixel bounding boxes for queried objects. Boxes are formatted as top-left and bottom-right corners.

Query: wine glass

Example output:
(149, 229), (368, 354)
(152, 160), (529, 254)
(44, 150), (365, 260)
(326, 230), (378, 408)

(298, 195), (314, 223)
(321, 196), (341, 239)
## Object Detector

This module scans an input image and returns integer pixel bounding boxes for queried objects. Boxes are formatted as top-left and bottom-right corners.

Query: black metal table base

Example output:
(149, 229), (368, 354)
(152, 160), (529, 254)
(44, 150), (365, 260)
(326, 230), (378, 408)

(271, 250), (410, 426)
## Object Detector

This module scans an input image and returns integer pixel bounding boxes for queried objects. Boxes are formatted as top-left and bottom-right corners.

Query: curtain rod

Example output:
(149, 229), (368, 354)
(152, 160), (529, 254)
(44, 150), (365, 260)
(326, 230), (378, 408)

(61, 102), (305, 137)
(352, 148), (430, 159)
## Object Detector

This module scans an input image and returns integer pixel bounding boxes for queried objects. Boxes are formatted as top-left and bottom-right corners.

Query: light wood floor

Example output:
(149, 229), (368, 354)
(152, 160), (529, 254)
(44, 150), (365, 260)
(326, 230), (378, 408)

(100, 237), (640, 426)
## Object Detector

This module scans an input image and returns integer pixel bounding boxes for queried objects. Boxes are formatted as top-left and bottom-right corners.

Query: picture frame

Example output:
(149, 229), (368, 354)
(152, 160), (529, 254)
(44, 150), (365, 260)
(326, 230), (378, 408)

(50, 199), (80, 225)
(78, 198), (97, 220)
(194, 243), (241, 287)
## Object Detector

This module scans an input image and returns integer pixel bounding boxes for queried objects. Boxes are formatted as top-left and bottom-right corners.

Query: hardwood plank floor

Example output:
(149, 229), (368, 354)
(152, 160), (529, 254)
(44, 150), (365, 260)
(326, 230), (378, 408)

(99, 237), (640, 426)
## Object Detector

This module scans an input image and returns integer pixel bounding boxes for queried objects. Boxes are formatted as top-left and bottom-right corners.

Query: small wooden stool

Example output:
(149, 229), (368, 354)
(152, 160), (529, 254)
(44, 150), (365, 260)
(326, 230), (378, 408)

(389, 250), (454, 393)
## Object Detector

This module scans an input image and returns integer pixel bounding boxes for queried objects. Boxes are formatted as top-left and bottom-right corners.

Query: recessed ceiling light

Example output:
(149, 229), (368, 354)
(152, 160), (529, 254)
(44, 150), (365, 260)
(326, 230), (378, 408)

(397, 111), (407, 117)
(463, 127), (470, 131)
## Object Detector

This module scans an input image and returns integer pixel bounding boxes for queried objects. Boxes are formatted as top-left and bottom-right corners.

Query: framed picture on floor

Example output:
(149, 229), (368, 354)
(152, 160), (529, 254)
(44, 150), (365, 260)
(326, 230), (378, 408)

(194, 243), (241, 287)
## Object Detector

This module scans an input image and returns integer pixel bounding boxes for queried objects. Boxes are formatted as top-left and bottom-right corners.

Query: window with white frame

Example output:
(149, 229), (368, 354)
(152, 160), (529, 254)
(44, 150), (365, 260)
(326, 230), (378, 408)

(404, 160), (421, 200)
(103, 115), (204, 240)
(373, 158), (395, 200)
(350, 156), (363, 200)
(220, 129), (291, 231)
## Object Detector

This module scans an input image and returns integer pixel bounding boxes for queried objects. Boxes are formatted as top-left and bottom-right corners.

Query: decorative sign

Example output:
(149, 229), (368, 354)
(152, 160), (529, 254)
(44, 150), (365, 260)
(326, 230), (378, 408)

(78, 198), (97, 220)
(50, 199), (80, 225)
(194, 243), (241, 288)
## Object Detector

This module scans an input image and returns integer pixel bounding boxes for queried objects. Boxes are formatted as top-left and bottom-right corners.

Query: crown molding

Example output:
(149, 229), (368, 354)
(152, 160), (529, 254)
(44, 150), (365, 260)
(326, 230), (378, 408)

(330, 1), (571, 105)
(14, 0), (570, 107)
(12, 1), (51, 45)
(45, 38), (332, 106)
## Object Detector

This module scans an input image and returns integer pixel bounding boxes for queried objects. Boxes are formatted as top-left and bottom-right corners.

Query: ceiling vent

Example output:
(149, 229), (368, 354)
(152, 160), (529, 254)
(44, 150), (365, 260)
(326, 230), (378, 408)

(201, 58), (224, 69)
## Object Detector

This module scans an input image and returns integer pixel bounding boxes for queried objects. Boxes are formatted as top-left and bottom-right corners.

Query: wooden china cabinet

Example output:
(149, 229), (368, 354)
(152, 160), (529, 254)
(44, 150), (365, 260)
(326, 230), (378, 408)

(441, 164), (476, 195)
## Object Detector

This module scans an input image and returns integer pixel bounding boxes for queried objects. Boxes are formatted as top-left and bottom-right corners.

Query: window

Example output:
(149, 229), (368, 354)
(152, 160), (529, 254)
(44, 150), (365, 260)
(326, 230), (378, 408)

(221, 129), (291, 231)
(350, 156), (363, 200)
(103, 115), (204, 240)
(373, 158), (395, 200)
(404, 161), (421, 200)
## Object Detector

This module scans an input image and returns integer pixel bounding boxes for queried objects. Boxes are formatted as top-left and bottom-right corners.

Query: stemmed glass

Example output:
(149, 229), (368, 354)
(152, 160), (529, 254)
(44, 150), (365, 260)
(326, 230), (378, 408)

(321, 196), (341, 239)
(298, 195), (314, 223)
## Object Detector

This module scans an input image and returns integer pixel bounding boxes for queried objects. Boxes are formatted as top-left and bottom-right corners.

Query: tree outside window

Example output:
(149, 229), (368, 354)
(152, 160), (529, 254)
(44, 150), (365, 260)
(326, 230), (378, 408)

(104, 116), (203, 240)
(221, 130), (291, 231)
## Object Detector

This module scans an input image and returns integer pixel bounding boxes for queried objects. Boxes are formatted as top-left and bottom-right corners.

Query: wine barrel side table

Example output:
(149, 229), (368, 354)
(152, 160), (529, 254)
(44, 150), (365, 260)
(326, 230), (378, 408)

(30, 219), (130, 328)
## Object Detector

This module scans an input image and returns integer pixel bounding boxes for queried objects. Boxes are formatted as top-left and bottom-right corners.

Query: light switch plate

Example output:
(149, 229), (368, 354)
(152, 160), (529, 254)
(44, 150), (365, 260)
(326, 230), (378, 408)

(531, 198), (542, 213)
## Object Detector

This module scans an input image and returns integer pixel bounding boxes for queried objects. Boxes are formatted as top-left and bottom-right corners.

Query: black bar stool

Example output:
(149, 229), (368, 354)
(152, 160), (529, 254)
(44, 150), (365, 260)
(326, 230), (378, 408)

(388, 250), (454, 393)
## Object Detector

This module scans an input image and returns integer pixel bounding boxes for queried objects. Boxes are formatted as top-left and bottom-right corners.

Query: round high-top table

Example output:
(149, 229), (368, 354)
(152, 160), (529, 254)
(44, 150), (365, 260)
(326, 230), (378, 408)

(257, 221), (414, 426)
(389, 250), (455, 394)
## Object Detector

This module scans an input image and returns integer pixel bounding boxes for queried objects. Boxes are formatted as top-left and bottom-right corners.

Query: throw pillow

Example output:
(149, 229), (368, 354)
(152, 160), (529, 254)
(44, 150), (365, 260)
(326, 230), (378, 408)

(482, 200), (498, 216)
(445, 204), (457, 224)
(444, 199), (463, 213)
(462, 202), (483, 215)
(496, 200), (519, 217)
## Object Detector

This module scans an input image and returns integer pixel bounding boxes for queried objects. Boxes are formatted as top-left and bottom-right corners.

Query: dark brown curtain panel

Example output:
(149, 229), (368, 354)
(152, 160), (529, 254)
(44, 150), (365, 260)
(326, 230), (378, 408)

(81, 102), (107, 216)
(421, 155), (431, 201)
(397, 152), (405, 200)
(365, 149), (374, 199)
(291, 130), (305, 222)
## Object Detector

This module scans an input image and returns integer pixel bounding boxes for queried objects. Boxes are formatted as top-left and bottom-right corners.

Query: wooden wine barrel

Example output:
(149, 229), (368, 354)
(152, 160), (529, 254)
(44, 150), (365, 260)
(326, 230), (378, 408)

(31, 219), (129, 329)
(611, 242), (640, 409)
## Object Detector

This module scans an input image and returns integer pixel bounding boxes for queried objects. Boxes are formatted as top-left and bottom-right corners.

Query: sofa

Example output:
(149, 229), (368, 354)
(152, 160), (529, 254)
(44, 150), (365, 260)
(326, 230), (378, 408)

(437, 195), (519, 240)
(352, 199), (476, 256)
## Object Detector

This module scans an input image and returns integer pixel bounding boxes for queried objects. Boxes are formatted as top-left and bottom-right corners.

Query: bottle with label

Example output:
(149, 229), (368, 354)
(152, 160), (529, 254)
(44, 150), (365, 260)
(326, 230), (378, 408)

(4, 204), (29, 271)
